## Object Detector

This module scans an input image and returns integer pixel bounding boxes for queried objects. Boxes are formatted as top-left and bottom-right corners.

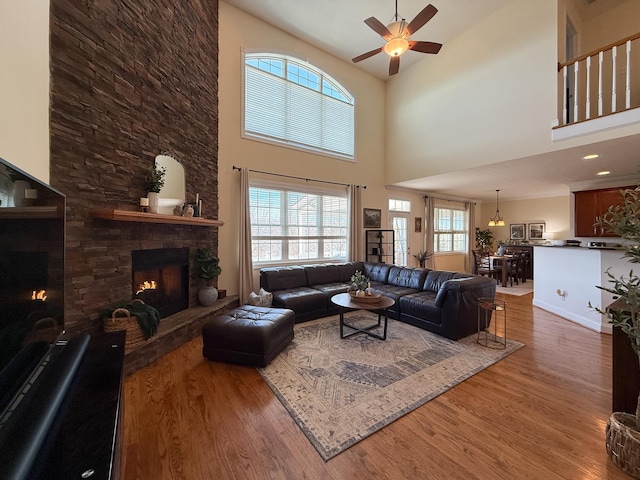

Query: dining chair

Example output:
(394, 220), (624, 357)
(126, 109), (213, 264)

(472, 250), (502, 282)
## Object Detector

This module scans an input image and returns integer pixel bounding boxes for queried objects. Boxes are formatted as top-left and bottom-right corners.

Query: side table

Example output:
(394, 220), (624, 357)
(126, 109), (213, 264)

(477, 297), (507, 349)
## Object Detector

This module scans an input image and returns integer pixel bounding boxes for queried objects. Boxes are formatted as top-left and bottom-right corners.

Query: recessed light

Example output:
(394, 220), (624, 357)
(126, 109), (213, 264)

(583, 154), (599, 159)
(597, 170), (610, 176)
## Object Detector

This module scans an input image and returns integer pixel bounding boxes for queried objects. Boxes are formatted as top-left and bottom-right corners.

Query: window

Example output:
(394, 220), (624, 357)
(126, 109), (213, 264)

(244, 53), (355, 159)
(433, 207), (467, 253)
(249, 182), (348, 264)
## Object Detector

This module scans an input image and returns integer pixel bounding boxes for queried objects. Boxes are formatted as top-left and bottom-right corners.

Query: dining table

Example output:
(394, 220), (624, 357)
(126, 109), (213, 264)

(488, 254), (514, 287)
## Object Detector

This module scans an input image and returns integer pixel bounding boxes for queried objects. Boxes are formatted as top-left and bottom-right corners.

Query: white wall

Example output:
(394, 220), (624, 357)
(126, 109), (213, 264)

(533, 246), (631, 333)
(385, 0), (640, 185)
(218, 2), (387, 295)
(0, 1), (50, 181)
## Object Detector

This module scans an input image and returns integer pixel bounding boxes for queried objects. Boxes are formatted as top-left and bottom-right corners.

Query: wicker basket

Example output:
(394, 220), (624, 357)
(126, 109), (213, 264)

(606, 412), (640, 479)
(103, 307), (147, 350)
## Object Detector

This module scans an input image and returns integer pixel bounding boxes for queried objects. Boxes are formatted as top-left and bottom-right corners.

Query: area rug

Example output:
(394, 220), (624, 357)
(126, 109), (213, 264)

(495, 280), (534, 296)
(258, 311), (524, 461)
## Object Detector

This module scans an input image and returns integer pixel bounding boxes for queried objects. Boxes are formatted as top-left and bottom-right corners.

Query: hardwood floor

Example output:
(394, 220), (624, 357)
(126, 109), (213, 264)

(121, 293), (631, 479)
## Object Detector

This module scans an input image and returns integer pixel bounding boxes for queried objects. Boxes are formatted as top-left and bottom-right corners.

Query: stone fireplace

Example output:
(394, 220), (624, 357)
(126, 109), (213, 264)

(48, 0), (222, 339)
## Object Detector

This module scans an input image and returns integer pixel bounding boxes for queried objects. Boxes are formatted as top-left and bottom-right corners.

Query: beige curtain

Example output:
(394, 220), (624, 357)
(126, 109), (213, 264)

(348, 185), (362, 261)
(466, 201), (476, 273)
(239, 167), (253, 304)
(424, 196), (435, 269)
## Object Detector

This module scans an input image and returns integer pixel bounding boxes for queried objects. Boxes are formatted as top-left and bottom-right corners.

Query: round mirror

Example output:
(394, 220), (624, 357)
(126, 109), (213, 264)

(155, 154), (185, 214)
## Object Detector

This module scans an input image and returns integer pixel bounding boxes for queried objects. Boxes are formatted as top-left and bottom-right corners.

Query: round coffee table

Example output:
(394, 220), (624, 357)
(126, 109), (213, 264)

(331, 292), (395, 340)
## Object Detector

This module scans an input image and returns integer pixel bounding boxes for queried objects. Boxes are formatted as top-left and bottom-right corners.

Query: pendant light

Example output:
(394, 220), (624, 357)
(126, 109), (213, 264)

(488, 189), (505, 227)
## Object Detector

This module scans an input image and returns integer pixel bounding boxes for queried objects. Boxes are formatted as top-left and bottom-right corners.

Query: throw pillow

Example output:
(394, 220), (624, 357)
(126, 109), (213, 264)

(248, 288), (273, 307)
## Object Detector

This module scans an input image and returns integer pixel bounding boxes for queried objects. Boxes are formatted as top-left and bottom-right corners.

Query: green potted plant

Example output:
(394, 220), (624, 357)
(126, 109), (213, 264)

(475, 227), (494, 252)
(413, 250), (433, 268)
(350, 270), (370, 296)
(193, 247), (222, 306)
(590, 185), (640, 478)
(143, 164), (166, 213)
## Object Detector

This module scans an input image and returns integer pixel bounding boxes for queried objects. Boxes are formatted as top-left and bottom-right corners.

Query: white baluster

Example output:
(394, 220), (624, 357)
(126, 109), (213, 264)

(612, 45), (617, 113)
(585, 56), (591, 120)
(598, 51), (604, 116)
(562, 65), (568, 125)
(626, 40), (631, 109)
(573, 60), (579, 122)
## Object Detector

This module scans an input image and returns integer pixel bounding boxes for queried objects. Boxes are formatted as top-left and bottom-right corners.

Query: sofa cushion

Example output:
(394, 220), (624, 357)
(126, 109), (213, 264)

(423, 270), (459, 292)
(399, 291), (442, 324)
(271, 287), (327, 322)
(260, 266), (308, 291)
(387, 266), (428, 289)
(304, 264), (340, 285)
(363, 262), (392, 283)
(336, 262), (363, 282)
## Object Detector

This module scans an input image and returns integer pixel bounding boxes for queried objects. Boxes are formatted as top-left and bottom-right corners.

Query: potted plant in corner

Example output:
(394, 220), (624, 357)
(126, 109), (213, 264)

(143, 164), (166, 214)
(590, 185), (640, 479)
(413, 250), (433, 268)
(193, 247), (222, 306)
(475, 227), (494, 253)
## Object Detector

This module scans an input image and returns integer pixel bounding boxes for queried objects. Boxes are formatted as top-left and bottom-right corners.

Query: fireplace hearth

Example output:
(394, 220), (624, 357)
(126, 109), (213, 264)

(131, 248), (189, 318)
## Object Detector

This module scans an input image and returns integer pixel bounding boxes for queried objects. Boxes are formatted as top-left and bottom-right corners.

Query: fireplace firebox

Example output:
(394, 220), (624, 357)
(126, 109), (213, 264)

(131, 248), (189, 318)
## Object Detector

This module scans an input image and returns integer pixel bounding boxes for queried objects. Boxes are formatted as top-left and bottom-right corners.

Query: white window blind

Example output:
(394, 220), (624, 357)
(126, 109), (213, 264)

(244, 53), (355, 160)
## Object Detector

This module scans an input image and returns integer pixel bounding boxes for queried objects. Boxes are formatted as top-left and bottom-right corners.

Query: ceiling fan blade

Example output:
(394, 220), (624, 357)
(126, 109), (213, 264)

(406, 4), (438, 36)
(352, 47), (384, 63)
(364, 16), (392, 39)
(389, 56), (400, 76)
(409, 41), (443, 54)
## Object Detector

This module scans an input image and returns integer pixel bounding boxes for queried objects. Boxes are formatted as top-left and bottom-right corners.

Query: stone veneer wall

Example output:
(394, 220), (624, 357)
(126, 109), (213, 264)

(49, 0), (219, 335)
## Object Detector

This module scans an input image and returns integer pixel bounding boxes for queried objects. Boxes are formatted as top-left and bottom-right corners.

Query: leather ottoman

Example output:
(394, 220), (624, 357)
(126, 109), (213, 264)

(202, 305), (295, 367)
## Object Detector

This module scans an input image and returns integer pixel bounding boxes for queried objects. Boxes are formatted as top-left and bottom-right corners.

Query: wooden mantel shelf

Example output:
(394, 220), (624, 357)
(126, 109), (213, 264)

(90, 208), (224, 227)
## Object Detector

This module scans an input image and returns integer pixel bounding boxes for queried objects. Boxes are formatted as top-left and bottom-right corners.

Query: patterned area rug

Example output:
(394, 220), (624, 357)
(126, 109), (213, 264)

(258, 311), (524, 461)
(496, 280), (534, 296)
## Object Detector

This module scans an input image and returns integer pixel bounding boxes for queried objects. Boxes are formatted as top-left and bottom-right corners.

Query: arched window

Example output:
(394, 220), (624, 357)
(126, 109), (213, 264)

(244, 53), (355, 160)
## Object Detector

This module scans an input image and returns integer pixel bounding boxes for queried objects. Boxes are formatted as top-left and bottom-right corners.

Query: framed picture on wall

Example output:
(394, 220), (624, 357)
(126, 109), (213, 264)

(528, 222), (545, 240)
(363, 208), (381, 228)
(415, 217), (422, 232)
(510, 223), (525, 240)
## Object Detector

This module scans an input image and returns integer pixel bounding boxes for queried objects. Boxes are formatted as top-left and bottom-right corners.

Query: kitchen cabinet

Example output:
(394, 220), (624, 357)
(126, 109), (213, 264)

(366, 229), (394, 263)
(574, 186), (634, 237)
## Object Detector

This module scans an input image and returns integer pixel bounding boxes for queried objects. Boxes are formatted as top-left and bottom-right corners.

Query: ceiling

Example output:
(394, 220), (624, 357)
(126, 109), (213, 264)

(223, 0), (640, 202)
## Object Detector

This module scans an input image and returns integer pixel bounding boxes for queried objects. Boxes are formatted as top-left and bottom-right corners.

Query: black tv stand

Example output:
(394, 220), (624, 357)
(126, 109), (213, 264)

(0, 331), (125, 480)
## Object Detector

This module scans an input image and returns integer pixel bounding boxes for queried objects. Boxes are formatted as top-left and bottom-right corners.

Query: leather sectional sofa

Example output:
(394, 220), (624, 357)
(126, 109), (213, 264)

(259, 262), (497, 340)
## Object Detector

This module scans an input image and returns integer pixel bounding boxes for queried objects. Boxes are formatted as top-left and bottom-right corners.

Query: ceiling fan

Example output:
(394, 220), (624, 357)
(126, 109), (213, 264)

(352, 1), (443, 76)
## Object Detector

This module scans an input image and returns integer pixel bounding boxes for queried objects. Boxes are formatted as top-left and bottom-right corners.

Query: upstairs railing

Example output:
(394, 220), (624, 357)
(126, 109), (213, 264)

(558, 32), (640, 126)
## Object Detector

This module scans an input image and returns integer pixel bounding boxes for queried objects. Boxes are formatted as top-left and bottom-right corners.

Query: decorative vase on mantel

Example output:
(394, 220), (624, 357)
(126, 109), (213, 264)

(147, 192), (159, 214)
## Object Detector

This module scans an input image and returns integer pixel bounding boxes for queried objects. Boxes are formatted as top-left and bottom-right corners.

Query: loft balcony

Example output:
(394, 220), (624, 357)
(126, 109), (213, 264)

(553, 32), (640, 141)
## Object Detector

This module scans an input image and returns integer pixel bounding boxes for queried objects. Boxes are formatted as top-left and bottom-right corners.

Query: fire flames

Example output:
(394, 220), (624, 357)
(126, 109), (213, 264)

(136, 280), (157, 295)
(31, 290), (47, 301)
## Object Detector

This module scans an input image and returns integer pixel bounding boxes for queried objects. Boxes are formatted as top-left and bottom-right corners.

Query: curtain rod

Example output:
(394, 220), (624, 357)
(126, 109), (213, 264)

(233, 165), (366, 188)
(424, 194), (475, 205)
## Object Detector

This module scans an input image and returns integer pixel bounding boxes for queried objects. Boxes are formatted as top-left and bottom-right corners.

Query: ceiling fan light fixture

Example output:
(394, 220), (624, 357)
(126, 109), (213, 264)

(384, 37), (409, 56)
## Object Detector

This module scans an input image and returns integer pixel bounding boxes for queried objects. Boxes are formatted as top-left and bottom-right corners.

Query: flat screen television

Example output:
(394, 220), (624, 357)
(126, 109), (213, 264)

(0, 157), (89, 480)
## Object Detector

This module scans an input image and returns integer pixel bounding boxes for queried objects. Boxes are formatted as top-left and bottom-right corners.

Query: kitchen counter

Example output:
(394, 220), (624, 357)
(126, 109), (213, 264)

(533, 245), (630, 333)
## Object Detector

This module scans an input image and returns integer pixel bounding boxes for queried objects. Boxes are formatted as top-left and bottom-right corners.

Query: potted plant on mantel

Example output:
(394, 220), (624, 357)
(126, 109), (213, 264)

(590, 185), (640, 479)
(143, 164), (166, 214)
(193, 248), (222, 306)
